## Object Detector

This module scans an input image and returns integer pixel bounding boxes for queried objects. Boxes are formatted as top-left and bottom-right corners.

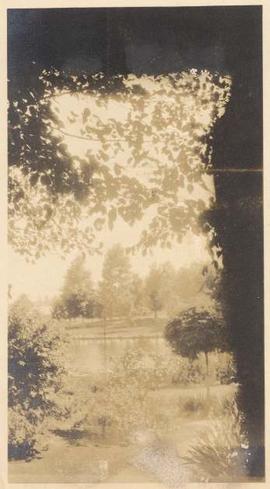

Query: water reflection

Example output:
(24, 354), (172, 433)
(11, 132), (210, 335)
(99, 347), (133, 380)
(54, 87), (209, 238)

(68, 335), (171, 374)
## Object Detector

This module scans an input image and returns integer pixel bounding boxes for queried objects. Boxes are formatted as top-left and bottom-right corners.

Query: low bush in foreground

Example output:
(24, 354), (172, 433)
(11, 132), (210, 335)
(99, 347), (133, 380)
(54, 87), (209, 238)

(177, 389), (236, 418)
(184, 402), (249, 482)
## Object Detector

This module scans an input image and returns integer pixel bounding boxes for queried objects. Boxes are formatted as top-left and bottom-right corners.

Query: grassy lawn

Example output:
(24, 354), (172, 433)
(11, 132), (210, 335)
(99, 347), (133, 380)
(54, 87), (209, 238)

(9, 383), (237, 483)
(9, 416), (210, 483)
(62, 316), (168, 337)
(9, 434), (134, 483)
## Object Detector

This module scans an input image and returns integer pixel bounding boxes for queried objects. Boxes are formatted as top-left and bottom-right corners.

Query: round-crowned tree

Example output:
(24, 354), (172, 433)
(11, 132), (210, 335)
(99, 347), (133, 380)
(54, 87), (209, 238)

(164, 307), (229, 392)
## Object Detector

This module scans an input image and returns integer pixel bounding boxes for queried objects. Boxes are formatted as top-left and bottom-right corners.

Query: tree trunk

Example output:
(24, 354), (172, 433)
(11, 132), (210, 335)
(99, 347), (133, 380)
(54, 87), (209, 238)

(205, 351), (210, 399)
(207, 177), (264, 477)
(103, 317), (107, 372)
(209, 31), (263, 473)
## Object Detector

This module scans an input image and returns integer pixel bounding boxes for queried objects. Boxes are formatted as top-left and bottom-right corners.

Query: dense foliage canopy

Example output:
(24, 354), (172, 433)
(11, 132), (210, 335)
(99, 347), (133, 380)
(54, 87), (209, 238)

(165, 306), (228, 360)
(9, 69), (231, 258)
(8, 296), (68, 459)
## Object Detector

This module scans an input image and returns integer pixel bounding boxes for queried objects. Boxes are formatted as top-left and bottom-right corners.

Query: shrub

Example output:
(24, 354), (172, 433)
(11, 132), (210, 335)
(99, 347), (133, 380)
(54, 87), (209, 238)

(51, 298), (68, 319)
(171, 357), (206, 385)
(216, 356), (236, 385)
(109, 347), (206, 389)
(177, 384), (237, 418)
(8, 406), (44, 460)
(8, 297), (69, 460)
(184, 402), (249, 482)
(81, 372), (154, 441)
(178, 392), (230, 418)
(178, 396), (206, 416)
(74, 350), (175, 442)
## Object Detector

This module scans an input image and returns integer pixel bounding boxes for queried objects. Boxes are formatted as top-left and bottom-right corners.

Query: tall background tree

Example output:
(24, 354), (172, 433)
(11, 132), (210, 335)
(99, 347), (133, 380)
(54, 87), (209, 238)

(144, 266), (164, 320)
(52, 255), (102, 319)
(99, 245), (134, 319)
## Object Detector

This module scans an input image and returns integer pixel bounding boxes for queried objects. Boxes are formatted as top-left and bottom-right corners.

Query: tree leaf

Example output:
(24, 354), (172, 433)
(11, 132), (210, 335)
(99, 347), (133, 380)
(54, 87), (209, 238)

(108, 207), (117, 230)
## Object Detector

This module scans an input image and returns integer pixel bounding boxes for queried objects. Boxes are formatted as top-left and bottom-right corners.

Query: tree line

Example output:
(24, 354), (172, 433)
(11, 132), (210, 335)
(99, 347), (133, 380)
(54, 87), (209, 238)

(51, 244), (212, 320)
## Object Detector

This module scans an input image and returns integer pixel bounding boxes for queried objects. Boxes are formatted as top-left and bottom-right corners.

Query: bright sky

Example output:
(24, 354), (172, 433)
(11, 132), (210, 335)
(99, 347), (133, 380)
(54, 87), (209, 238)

(8, 229), (211, 301)
(9, 76), (221, 301)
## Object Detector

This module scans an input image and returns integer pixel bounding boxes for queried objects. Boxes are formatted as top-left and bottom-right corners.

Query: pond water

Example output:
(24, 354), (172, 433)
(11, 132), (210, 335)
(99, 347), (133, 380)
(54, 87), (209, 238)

(67, 335), (172, 374)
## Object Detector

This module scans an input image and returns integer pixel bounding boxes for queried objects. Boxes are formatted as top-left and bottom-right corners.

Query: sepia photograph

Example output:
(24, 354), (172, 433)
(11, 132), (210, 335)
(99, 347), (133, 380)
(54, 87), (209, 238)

(7, 5), (264, 485)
